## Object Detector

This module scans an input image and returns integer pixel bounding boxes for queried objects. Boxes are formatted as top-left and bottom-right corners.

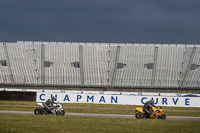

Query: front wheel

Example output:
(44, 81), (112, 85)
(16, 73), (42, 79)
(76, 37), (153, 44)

(34, 108), (43, 115)
(60, 110), (65, 115)
(56, 110), (65, 116)
(162, 114), (166, 120)
(157, 114), (166, 120)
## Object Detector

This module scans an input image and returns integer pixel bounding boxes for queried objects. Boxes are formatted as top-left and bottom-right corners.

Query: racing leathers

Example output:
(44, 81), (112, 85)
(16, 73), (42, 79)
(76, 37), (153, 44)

(44, 99), (57, 113)
(143, 101), (157, 117)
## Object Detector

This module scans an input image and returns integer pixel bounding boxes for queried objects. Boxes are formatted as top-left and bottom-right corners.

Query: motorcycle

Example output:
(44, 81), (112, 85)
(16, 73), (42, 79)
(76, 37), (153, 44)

(34, 101), (65, 115)
(135, 106), (166, 119)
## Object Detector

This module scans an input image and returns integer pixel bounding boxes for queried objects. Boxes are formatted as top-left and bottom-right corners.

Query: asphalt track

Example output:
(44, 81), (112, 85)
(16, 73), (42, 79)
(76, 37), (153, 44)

(0, 111), (200, 121)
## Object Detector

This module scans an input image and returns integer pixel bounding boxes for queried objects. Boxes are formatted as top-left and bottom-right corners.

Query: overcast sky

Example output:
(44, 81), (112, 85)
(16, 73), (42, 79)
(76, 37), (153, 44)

(0, 0), (200, 44)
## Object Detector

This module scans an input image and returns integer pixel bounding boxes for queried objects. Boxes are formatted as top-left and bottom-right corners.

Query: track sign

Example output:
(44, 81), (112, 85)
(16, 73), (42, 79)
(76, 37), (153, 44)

(117, 62), (124, 69)
(74, 61), (80, 68)
(190, 64), (196, 70)
(147, 63), (153, 69)
(44, 61), (50, 67)
(1, 60), (7, 66)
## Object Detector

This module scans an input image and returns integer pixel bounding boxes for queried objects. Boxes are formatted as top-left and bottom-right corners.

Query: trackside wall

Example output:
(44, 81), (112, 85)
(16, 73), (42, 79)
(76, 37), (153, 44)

(1, 88), (200, 107)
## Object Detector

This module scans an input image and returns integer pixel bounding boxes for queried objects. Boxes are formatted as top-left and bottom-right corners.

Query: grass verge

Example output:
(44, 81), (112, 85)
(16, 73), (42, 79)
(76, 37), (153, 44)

(0, 101), (200, 117)
(0, 114), (200, 133)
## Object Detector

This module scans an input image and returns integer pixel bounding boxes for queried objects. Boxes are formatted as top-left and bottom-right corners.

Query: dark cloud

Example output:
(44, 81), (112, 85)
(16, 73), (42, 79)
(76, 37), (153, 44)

(0, 0), (200, 44)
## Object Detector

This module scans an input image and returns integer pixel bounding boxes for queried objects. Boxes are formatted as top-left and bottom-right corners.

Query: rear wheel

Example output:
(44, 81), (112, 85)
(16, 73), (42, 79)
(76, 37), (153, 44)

(60, 110), (65, 115)
(135, 112), (143, 119)
(34, 108), (43, 115)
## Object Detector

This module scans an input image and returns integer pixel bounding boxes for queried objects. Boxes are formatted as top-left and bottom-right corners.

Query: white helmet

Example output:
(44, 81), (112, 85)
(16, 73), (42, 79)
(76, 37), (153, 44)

(52, 96), (57, 102)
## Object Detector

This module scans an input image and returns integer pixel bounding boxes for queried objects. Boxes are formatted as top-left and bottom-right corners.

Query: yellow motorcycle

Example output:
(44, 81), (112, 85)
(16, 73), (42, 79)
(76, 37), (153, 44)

(135, 106), (166, 119)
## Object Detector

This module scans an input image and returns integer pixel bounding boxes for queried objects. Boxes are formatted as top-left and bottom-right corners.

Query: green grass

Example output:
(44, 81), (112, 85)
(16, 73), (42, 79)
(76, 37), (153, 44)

(0, 101), (200, 133)
(0, 101), (200, 117)
(0, 114), (200, 133)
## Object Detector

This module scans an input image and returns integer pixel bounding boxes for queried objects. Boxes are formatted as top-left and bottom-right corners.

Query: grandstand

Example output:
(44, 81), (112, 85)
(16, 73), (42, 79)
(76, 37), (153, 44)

(0, 41), (200, 90)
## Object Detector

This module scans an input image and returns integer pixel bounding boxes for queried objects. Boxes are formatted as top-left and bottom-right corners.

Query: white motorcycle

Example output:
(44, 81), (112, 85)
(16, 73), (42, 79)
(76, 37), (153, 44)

(34, 101), (65, 115)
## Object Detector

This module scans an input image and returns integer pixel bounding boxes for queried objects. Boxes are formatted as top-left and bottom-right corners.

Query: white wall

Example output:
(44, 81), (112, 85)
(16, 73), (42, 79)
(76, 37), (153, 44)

(1, 88), (199, 107)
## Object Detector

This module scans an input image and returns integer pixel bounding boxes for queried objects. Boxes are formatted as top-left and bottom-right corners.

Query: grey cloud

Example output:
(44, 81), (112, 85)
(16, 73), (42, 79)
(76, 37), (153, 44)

(0, 0), (200, 44)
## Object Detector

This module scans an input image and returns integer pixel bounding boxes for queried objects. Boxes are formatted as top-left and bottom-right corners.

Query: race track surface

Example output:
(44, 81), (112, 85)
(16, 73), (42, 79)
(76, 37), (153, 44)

(0, 111), (200, 121)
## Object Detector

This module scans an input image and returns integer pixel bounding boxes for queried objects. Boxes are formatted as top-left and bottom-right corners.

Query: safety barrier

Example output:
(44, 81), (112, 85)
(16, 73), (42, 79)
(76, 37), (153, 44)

(0, 91), (36, 101)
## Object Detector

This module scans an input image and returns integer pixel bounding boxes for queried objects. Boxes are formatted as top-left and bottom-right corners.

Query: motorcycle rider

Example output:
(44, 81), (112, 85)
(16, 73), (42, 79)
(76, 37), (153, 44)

(143, 99), (158, 118)
(44, 96), (57, 114)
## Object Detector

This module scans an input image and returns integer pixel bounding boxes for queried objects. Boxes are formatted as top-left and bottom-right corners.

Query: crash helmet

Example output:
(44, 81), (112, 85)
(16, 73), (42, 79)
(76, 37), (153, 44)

(150, 99), (154, 105)
(52, 96), (57, 102)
